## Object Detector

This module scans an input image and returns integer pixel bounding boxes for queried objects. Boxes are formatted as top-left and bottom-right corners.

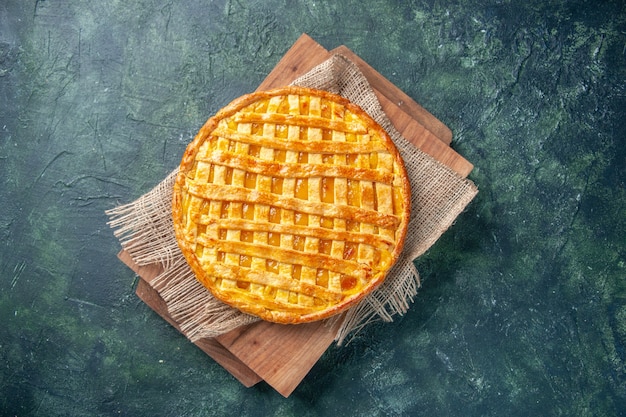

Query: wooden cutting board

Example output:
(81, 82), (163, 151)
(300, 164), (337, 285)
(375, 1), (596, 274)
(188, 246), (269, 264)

(118, 33), (473, 398)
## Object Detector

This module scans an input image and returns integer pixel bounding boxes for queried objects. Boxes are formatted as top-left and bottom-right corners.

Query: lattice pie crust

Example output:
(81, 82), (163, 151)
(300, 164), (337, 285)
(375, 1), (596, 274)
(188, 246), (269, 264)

(172, 86), (411, 324)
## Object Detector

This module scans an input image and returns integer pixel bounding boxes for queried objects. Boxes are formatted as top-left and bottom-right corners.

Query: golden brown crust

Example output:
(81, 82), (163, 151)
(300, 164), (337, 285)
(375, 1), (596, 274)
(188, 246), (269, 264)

(172, 86), (410, 324)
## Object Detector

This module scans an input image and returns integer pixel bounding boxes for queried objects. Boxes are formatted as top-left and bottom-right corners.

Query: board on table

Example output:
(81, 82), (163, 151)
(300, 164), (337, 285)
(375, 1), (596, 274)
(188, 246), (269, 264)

(119, 33), (473, 398)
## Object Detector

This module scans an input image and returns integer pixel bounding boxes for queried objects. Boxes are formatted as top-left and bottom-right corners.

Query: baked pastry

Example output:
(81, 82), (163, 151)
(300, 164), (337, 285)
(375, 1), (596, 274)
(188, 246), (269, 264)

(172, 86), (410, 324)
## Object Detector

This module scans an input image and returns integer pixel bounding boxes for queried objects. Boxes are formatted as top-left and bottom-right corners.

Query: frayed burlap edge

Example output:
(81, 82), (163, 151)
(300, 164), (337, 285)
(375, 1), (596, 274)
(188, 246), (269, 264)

(106, 54), (477, 345)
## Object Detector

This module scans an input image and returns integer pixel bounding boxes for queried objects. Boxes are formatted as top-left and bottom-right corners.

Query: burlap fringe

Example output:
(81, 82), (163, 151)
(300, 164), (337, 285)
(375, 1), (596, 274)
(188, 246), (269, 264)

(106, 170), (179, 269)
(106, 54), (477, 345)
(152, 257), (258, 338)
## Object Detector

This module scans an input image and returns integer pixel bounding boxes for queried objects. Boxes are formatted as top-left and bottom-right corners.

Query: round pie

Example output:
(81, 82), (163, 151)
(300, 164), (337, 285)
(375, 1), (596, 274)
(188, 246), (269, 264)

(172, 86), (410, 324)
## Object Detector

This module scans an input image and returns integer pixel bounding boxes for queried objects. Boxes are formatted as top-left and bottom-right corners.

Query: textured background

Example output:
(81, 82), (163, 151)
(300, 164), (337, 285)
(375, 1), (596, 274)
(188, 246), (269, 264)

(1, 1), (625, 416)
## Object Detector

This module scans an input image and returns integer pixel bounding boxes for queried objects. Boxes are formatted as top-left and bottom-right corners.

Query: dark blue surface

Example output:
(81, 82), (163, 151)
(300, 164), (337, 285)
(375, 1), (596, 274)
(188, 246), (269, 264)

(1, 1), (625, 415)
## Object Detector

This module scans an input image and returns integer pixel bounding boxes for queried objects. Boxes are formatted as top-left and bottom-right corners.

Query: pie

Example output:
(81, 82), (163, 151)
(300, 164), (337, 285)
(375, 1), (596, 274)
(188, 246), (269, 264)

(172, 86), (411, 324)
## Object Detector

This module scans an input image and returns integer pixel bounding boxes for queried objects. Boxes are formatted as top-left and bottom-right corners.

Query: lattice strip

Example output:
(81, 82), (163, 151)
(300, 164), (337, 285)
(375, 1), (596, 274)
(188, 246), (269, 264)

(299, 95), (322, 307)
(196, 150), (394, 184)
(211, 128), (389, 154)
(375, 152), (396, 242)
(248, 96), (281, 297)
(329, 100), (347, 294)
(190, 218), (395, 251)
(203, 263), (342, 302)
(185, 181), (400, 228)
(220, 123), (251, 289)
(277, 94), (302, 304)
(233, 112), (367, 133)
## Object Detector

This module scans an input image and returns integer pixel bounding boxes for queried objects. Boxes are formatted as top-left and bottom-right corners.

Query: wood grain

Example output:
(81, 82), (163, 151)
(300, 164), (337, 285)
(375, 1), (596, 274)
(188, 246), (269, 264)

(216, 318), (343, 397)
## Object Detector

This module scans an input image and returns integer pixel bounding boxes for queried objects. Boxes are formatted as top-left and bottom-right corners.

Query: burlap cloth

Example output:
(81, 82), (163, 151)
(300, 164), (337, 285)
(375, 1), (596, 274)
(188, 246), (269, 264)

(107, 55), (478, 345)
